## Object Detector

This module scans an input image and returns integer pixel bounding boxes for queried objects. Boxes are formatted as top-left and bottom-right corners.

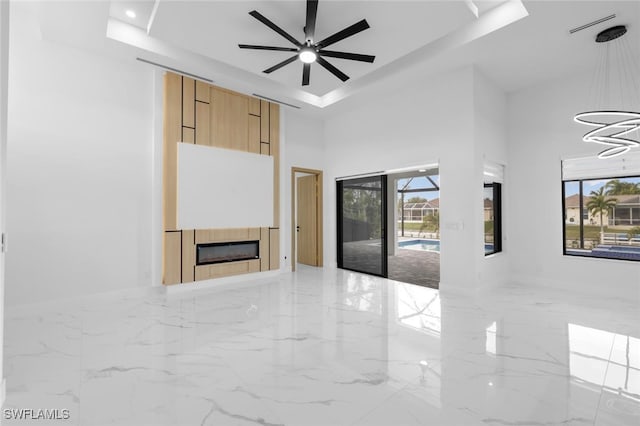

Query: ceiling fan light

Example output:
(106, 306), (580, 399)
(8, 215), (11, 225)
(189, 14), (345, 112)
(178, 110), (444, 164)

(299, 48), (317, 64)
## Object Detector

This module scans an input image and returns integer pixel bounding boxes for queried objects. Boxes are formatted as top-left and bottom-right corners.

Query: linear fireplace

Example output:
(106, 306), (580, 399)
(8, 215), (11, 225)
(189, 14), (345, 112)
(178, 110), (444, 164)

(196, 240), (260, 265)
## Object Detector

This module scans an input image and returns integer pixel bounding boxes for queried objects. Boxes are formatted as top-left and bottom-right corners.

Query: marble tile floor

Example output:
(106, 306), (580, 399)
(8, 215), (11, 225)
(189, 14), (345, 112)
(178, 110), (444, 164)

(3, 266), (639, 425)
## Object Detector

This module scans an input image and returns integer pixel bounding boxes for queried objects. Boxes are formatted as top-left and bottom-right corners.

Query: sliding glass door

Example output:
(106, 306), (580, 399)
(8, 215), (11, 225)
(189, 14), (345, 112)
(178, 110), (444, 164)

(337, 176), (387, 277)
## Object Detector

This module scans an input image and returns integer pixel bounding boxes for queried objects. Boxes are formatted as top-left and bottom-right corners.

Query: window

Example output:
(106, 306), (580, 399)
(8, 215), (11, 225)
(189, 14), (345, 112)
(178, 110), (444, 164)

(484, 183), (502, 255)
(562, 152), (640, 261)
(562, 175), (640, 261)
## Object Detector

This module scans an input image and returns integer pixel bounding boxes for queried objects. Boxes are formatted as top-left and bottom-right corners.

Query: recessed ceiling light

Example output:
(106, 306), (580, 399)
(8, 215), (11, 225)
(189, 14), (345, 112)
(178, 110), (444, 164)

(125, 10), (136, 19)
(418, 169), (427, 173)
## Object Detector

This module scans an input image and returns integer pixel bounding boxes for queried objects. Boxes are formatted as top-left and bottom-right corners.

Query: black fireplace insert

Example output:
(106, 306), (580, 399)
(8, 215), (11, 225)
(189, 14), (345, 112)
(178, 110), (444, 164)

(196, 240), (260, 265)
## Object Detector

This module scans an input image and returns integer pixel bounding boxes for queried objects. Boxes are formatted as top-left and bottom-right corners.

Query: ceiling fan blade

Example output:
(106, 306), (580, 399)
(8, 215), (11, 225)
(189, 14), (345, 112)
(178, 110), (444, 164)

(316, 56), (349, 82)
(319, 50), (375, 63)
(263, 55), (299, 74)
(249, 10), (301, 47)
(239, 44), (298, 52)
(305, 0), (318, 42)
(316, 19), (370, 49)
(302, 63), (311, 86)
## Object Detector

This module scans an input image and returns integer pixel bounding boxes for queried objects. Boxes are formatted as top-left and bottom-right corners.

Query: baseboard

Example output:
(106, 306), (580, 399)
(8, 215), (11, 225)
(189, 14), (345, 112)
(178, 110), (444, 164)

(164, 269), (283, 295)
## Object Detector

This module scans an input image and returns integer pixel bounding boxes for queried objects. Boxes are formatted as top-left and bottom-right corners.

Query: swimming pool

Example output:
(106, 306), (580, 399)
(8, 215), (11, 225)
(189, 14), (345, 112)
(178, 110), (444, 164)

(589, 245), (640, 261)
(400, 239), (495, 254)
(399, 239), (440, 252)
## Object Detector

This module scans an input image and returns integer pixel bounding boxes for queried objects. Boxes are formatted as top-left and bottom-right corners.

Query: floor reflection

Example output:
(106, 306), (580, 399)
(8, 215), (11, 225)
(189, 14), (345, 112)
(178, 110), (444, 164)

(3, 267), (638, 426)
(569, 323), (640, 423)
(396, 284), (441, 335)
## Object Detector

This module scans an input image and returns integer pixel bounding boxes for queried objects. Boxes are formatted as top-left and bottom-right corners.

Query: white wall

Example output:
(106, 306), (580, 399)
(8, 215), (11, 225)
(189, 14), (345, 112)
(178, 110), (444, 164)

(507, 70), (640, 299)
(282, 109), (325, 271)
(323, 66), (487, 293)
(473, 70), (509, 288)
(6, 4), (154, 306)
(0, 0), (10, 400)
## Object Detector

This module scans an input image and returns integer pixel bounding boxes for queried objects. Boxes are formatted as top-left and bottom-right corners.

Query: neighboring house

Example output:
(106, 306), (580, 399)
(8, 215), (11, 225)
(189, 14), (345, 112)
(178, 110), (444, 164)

(564, 194), (603, 225)
(565, 194), (640, 226)
(484, 198), (494, 222)
(401, 197), (496, 222)
(401, 199), (439, 222)
(609, 194), (640, 226)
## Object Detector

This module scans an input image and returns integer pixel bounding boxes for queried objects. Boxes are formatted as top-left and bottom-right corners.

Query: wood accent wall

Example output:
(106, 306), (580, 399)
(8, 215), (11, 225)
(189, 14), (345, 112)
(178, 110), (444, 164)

(162, 72), (280, 285)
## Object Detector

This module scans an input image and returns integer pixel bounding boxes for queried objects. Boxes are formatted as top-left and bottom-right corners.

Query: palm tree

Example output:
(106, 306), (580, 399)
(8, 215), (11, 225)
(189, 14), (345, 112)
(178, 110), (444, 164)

(407, 196), (428, 203)
(419, 211), (439, 238)
(586, 187), (617, 244)
(605, 179), (640, 195)
(627, 226), (640, 244)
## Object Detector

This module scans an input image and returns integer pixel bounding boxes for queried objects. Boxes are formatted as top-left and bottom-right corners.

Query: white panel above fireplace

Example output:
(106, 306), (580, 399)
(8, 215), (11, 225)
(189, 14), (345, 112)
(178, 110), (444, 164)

(177, 143), (274, 229)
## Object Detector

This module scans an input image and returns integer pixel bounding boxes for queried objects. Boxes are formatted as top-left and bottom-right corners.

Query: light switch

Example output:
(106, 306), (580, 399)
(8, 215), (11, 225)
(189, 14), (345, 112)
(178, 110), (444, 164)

(444, 222), (464, 231)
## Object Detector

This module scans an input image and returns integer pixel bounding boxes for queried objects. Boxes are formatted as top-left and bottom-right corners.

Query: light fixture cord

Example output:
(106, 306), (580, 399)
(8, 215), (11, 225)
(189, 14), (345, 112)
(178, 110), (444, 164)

(622, 35), (640, 142)
(621, 36), (640, 108)
(615, 38), (624, 111)
(589, 42), (607, 112)
(605, 42), (610, 108)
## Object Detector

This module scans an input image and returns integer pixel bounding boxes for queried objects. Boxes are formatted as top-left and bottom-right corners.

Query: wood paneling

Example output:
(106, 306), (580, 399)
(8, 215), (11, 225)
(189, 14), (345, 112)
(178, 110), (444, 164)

(248, 115), (261, 154)
(163, 72), (182, 231)
(270, 103), (280, 227)
(195, 80), (210, 103)
(260, 227), (269, 272)
(195, 259), (260, 281)
(164, 231), (182, 285)
(195, 228), (260, 243)
(195, 101), (210, 146)
(182, 230), (195, 283)
(182, 77), (195, 128)
(269, 228), (279, 270)
(182, 127), (194, 144)
(163, 72), (282, 284)
(211, 87), (249, 151)
(249, 97), (260, 116)
(260, 100), (270, 143)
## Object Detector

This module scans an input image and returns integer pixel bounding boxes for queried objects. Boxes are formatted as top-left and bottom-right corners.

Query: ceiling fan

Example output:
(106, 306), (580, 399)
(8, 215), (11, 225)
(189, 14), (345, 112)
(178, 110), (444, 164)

(239, 0), (375, 86)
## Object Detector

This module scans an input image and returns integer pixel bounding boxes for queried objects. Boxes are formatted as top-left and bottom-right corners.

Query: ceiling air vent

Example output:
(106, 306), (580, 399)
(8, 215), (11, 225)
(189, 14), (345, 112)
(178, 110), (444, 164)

(569, 14), (616, 34)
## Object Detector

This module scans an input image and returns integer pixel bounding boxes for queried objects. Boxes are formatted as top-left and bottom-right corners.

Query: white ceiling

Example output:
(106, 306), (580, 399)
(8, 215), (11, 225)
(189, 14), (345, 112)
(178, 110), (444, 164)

(149, 1), (481, 96)
(469, 0), (640, 93)
(28, 1), (640, 115)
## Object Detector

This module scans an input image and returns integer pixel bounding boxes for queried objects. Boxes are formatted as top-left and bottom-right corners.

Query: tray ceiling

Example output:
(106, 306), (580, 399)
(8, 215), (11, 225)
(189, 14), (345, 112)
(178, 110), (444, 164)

(32, 1), (640, 113)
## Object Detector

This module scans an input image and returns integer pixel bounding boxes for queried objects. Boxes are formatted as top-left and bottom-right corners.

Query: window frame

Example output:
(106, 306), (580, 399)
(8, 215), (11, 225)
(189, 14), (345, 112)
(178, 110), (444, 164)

(561, 174), (640, 262)
(484, 182), (502, 256)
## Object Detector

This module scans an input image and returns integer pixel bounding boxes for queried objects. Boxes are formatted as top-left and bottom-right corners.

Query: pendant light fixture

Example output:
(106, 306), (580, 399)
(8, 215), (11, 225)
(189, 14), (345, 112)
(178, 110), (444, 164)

(574, 25), (640, 159)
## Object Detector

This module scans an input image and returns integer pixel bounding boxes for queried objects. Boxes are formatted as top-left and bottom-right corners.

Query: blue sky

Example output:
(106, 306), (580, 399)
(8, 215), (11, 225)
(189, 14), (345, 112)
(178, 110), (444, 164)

(397, 176), (440, 201)
(565, 177), (640, 197)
